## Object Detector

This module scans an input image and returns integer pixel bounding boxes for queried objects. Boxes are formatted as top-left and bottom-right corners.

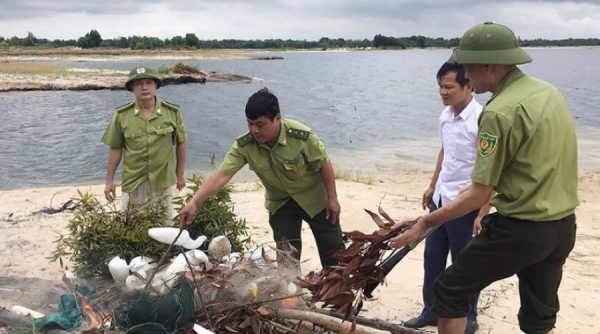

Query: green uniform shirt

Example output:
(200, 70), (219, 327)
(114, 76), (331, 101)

(219, 118), (329, 217)
(471, 68), (579, 221)
(101, 98), (187, 193)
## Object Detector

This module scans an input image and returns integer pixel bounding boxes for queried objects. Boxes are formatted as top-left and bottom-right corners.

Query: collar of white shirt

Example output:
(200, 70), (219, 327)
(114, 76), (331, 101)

(444, 96), (477, 121)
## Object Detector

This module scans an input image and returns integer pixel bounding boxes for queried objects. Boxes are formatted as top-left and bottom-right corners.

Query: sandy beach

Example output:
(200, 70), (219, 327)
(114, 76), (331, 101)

(1, 170), (599, 333)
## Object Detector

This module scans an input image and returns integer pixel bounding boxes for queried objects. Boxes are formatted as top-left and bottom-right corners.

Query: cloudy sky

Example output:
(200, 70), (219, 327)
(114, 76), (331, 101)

(1, 0), (599, 41)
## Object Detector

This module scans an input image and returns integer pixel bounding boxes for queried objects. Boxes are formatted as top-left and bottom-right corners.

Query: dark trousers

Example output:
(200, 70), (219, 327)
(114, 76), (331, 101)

(433, 212), (576, 334)
(269, 199), (345, 267)
(421, 199), (480, 322)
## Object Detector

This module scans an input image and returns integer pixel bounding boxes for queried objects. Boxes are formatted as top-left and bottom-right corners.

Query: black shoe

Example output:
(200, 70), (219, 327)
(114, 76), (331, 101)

(465, 320), (479, 334)
(403, 315), (437, 328)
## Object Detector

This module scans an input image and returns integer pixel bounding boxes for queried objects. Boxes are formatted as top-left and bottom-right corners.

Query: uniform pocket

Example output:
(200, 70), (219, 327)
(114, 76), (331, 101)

(281, 156), (305, 181)
(124, 131), (145, 150)
(155, 126), (174, 135)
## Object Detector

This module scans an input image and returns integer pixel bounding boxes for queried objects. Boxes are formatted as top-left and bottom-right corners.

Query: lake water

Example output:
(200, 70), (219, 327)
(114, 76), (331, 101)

(1, 48), (599, 190)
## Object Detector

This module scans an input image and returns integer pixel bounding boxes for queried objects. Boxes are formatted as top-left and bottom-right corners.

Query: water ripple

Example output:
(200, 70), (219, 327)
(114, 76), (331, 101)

(1, 49), (599, 189)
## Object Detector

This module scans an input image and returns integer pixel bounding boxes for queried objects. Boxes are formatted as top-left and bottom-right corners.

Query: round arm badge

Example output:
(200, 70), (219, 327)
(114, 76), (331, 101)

(478, 132), (498, 157)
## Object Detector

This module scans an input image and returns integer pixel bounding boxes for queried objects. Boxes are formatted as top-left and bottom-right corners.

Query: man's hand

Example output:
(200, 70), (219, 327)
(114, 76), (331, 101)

(472, 215), (483, 237)
(104, 181), (116, 203)
(177, 175), (186, 191)
(422, 186), (434, 210)
(389, 217), (428, 249)
(325, 197), (341, 224)
(178, 202), (197, 229)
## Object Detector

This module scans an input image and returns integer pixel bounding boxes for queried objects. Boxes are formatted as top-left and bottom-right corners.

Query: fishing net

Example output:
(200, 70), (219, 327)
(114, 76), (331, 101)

(110, 246), (303, 333)
(113, 277), (195, 334)
(194, 260), (301, 316)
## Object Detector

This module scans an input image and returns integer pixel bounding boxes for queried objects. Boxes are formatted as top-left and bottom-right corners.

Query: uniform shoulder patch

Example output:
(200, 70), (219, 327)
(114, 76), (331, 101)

(236, 132), (255, 147)
(115, 101), (134, 113)
(161, 100), (180, 111)
(478, 132), (498, 157)
(287, 128), (310, 140)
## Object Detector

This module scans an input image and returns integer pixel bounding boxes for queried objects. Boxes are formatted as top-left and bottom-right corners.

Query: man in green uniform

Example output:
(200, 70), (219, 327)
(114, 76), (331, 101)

(389, 22), (579, 334)
(102, 66), (188, 218)
(179, 88), (345, 268)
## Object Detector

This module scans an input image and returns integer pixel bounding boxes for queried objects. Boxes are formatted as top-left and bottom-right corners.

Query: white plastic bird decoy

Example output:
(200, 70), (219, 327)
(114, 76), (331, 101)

(148, 227), (207, 249)
(193, 324), (216, 334)
(244, 245), (269, 264)
(108, 256), (130, 283)
(11, 306), (44, 319)
(159, 254), (189, 288)
(128, 256), (156, 278)
(125, 274), (145, 292)
(208, 235), (232, 259)
(184, 249), (210, 267)
(222, 252), (242, 265)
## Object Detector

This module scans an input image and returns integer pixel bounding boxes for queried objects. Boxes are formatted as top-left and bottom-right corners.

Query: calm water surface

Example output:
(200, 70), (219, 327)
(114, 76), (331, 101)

(1, 48), (598, 190)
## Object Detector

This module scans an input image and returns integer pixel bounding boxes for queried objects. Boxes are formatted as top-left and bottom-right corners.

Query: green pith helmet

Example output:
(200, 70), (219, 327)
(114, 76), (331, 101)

(448, 22), (532, 65)
(125, 66), (162, 91)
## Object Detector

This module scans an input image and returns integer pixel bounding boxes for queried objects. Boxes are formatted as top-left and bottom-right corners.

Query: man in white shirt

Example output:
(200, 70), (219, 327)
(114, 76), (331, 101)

(403, 62), (489, 334)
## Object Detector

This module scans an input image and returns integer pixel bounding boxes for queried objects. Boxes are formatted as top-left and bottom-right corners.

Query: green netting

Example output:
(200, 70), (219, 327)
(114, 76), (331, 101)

(113, 277), (195, 334)
(33, 284), (93, 331)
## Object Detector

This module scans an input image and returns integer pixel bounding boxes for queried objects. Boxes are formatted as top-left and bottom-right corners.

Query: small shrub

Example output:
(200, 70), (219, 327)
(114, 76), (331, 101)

(173, 174), (251, 253)
(156, 61), (202, 75)
(171, 61), (201, 74)
(51, 175), (251, 279)
(50, 192), (172, 278)
(156, 66), (171, 74)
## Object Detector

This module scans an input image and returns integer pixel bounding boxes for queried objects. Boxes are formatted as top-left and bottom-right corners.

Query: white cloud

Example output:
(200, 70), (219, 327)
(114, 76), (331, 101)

(0, 0), (599, 40)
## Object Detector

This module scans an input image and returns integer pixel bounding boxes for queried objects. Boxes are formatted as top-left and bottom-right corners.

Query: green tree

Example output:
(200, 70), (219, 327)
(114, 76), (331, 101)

(373, 34), (405, 48)
(51, 39), (63, 47)
(21, 31), (37, 46)
(8, 36), (21, 46)
(87, 29), (102, 47)
(77, 36), (92, 48)
(171, 36), (185, 47)
(77, 29), (102, 48)
(185, 33), (200, 48)
(22, 37), (34, 46)
(318, 36), (331, 49)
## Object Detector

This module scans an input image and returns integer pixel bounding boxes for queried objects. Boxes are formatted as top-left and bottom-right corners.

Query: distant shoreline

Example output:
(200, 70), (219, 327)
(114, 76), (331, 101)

(0, 71), (252, 92)
(2, 45), (599, 61)
(0, 58), (253, 92)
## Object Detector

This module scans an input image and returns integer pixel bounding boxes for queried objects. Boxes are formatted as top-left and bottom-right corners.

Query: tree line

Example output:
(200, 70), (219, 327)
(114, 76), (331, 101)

(1, 30), (599, 50)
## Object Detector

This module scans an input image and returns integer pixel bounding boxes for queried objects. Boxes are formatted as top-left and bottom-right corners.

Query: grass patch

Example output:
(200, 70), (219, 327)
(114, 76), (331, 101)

(157, 61), (203, 75)
(0, 61), (64, 74)
(335, 169), (375, 185)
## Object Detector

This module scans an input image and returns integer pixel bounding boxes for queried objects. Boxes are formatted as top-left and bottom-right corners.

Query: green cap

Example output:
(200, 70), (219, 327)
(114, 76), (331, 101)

(448, 22), (532, 65)
(125, 66), (162, 91)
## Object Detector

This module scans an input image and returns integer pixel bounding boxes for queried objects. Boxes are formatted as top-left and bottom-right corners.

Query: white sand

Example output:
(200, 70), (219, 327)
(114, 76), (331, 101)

(1, 171), (599, 333)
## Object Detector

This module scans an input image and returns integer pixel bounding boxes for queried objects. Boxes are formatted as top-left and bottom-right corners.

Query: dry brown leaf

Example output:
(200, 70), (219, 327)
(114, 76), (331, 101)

(363, 209), (386, 228)
(256, 305), (275, 317)
(377, 205), (396, 226)
(224, 325), (241, 333)
(237, 317), (252, 329)
(323, 292), (355, 306)
(296, 206), (417, 322)
(251, 316), (261, 334)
